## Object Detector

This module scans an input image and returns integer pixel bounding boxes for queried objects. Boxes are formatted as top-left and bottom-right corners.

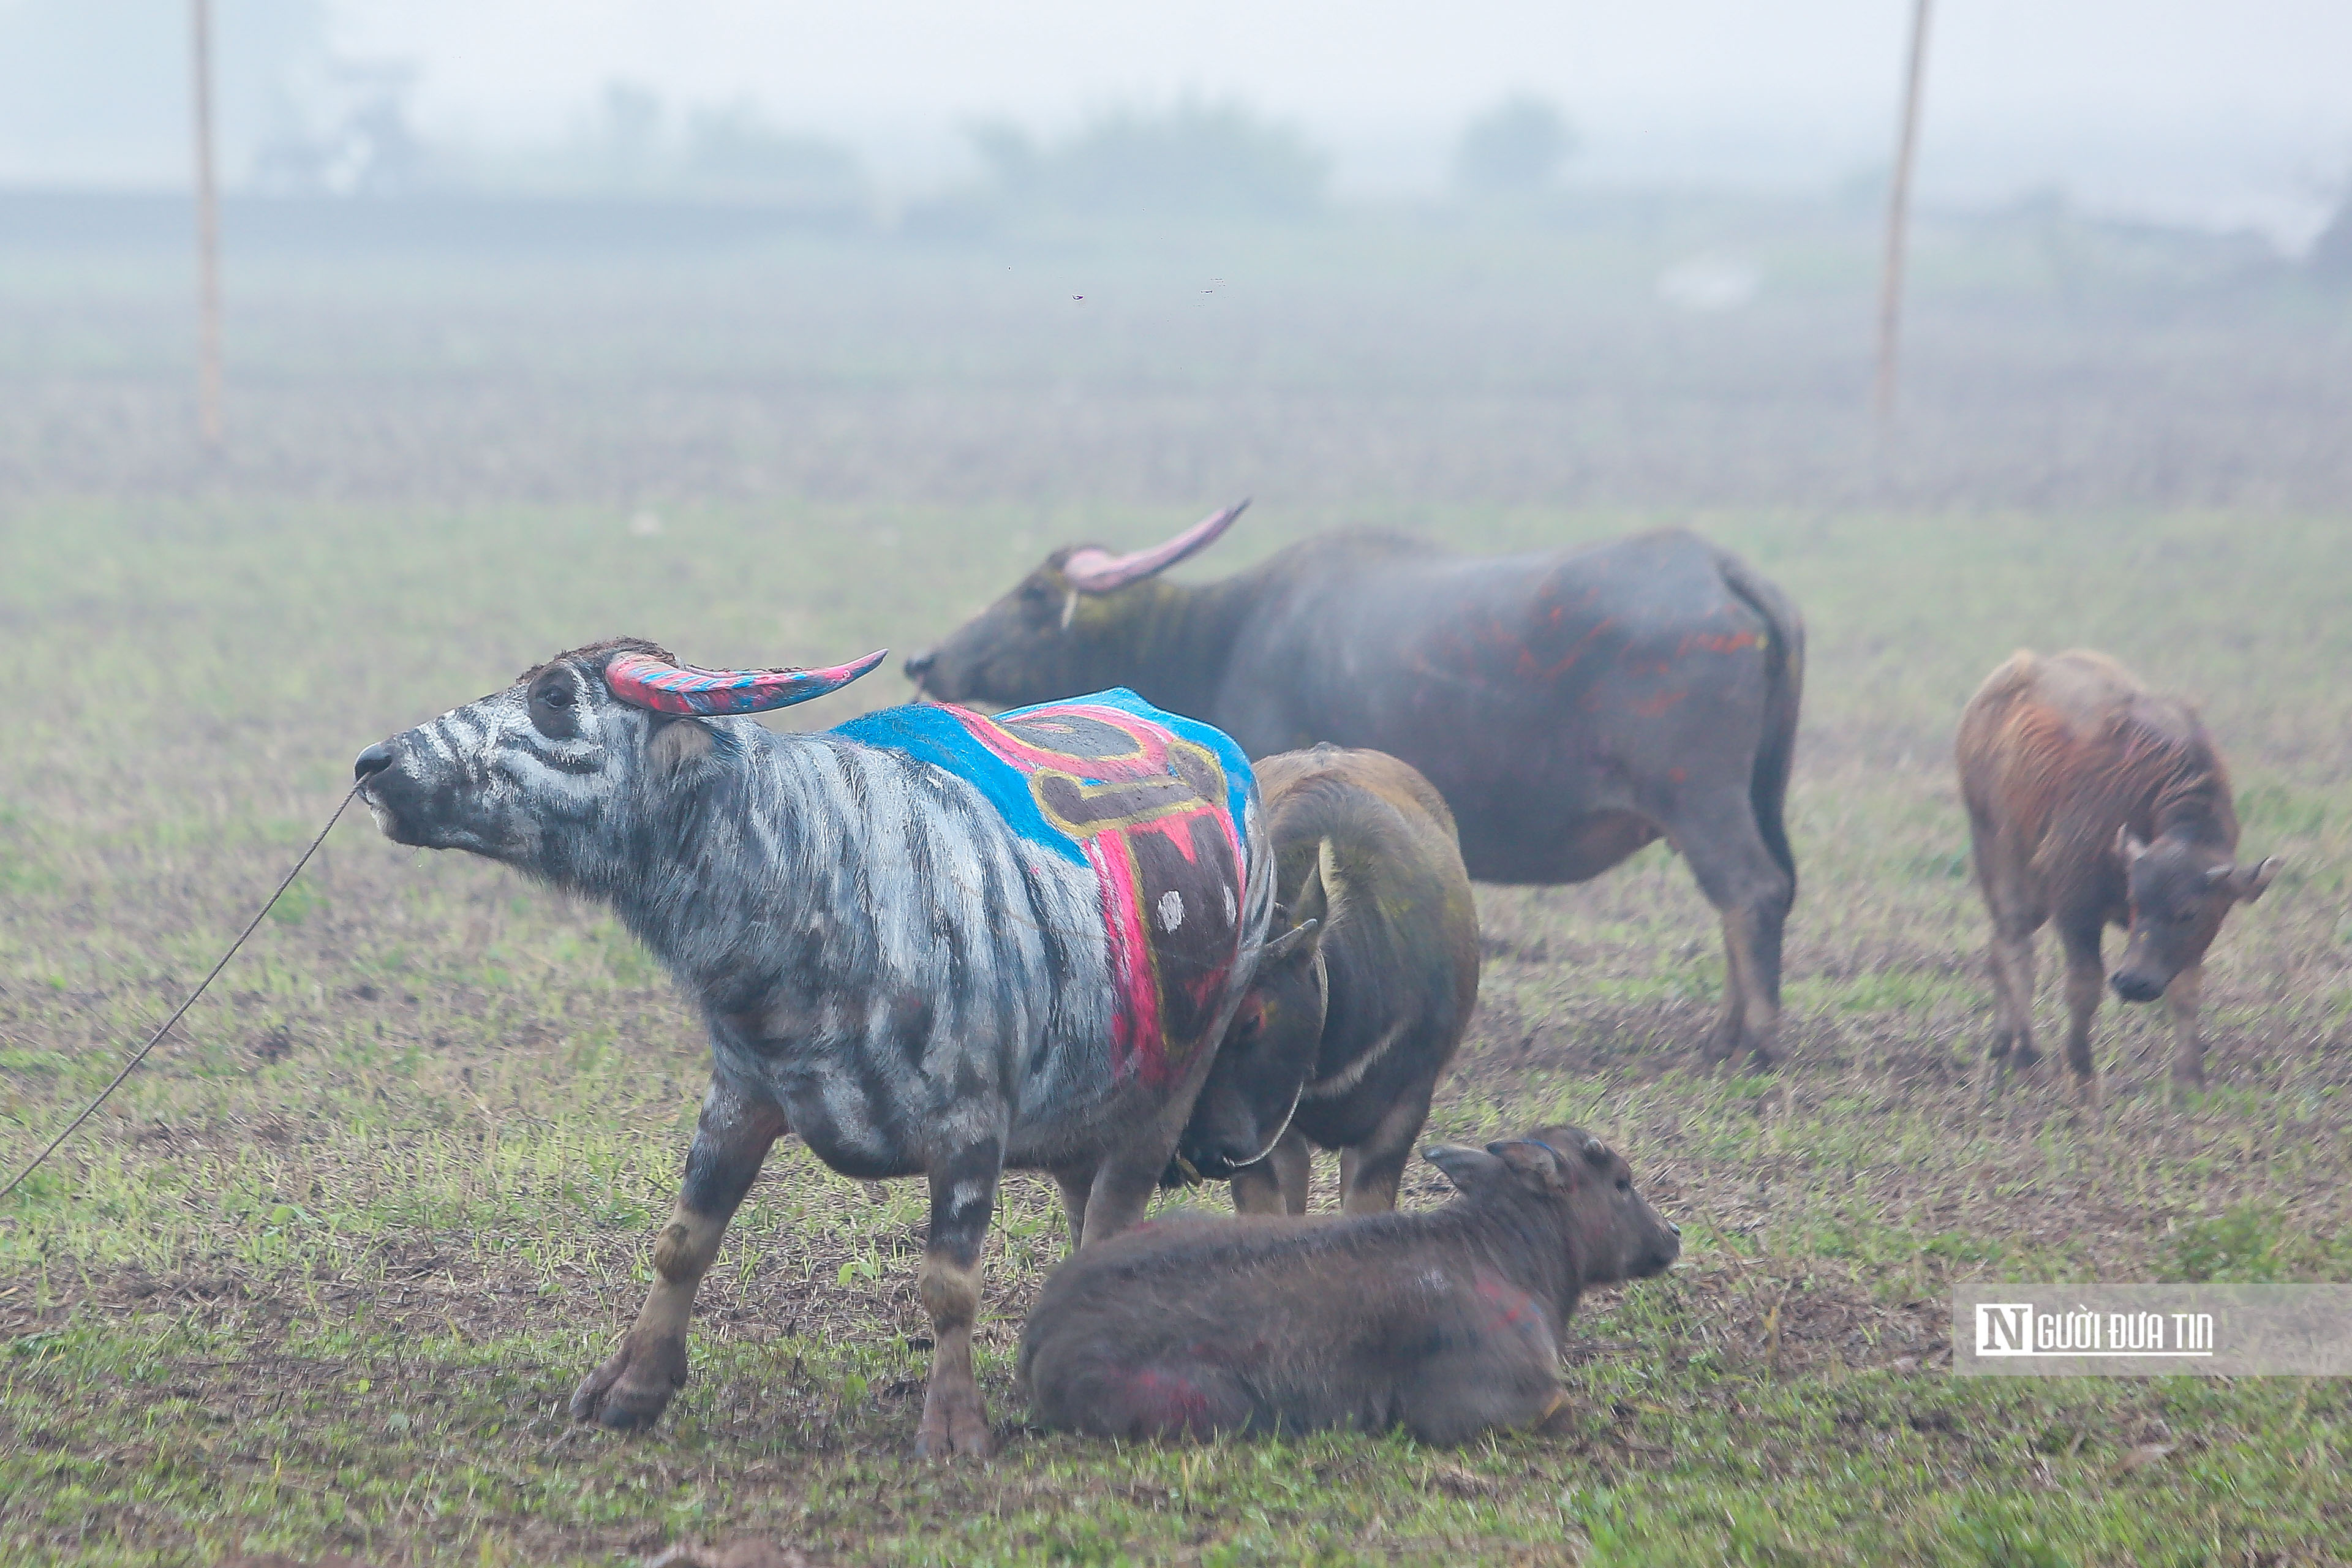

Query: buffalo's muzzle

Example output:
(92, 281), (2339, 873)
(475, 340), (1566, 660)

(902, 650), (936, 686)
(2110, 971), (2165, 1003)
(354, 741), (396, 783)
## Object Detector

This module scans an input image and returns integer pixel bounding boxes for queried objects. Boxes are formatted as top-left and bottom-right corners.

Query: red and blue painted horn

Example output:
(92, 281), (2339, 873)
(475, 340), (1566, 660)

(605, 649), (888, 716)
(1062, 499), (1248, 594)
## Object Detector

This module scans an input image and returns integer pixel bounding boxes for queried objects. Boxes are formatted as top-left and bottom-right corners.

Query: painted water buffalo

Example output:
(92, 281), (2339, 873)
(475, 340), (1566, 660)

(1958, 649), (2277, 1104)
(1174, 745), (1480, 1214)
(353, 641), (1272, 1457)
(906, 507), (1802, 1065)
(1020, 1125), (1679, 1444)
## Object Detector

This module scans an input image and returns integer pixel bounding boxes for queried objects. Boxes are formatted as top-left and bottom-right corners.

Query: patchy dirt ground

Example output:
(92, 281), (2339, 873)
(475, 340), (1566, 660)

(3, 213), (2350, 1565)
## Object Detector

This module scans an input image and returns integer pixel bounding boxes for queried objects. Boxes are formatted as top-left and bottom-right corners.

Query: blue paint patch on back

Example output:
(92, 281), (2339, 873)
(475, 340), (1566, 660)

(834, 689), (1256, 865)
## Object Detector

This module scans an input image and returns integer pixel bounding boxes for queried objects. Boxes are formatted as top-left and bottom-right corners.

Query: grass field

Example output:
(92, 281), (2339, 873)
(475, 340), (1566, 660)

(2, 205), (2350, 1566)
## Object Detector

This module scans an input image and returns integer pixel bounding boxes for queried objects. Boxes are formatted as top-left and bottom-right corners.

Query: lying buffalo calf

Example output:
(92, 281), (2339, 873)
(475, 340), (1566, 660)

(1958, 648), (2277, 1103)
(1020, 1125), (1679, 1444)
(1174, 745), (1480, 1216)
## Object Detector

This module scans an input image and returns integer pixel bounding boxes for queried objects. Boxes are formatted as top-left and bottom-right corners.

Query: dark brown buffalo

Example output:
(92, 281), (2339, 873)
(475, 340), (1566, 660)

(1957, 649), (2277, 1104)
(1173, 745), (1481, 1214)
(907, 507), (1803, 1066)
(1018, 1125), (1679, 1444)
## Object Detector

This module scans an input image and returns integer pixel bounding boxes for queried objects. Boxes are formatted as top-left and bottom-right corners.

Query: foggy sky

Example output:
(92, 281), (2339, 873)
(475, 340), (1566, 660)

(4, 0), (2348, 243)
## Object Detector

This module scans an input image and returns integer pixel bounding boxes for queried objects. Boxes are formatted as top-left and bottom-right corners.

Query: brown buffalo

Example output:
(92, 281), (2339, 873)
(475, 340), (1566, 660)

(1172, 745), (1481, 1216)
(1957, 649), (2277, 1103)
(1019, 1125), (1679, 1444)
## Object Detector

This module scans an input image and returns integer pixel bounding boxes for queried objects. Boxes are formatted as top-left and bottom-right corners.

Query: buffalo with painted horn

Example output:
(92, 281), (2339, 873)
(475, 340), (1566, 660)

(908, 506), (1803, 1066)
(354, 639), (1272, 1457)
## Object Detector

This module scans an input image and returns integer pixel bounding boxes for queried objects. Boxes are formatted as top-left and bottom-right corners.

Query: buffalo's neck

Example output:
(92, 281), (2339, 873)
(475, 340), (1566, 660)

(2150, 768), (2238, 853)
(1080, 571), (1263, 717)
(1444, 1198), (1581, 1322)
(1509, 1199), (1584, 1320)
(590, 739), (823, 1009)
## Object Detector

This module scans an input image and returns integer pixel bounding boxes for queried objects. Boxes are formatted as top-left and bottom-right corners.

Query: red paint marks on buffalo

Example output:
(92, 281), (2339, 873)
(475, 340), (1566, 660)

(1675, 630), (1761, 657)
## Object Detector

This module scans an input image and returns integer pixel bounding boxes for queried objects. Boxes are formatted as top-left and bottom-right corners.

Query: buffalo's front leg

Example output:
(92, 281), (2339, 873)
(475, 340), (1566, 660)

(916, 1137), (1003, 1459)
(2166, 964), (2205, 1099)
(571, 1077), (785, 1430)
(1229, 1128), (1311, 1216)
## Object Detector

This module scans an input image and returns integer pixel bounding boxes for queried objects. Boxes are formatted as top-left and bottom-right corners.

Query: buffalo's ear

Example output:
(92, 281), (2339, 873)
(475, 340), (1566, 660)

(1423, 1145), (1507, 1195)
(2115, 825), (2151, 864)
(647, 714), (717, 774)
(1262, 839), (1342, 968)
(2225, 856), (2280, 902)
(1289, 839), (1344, 933)
(1488, 1139), (1570, 1194)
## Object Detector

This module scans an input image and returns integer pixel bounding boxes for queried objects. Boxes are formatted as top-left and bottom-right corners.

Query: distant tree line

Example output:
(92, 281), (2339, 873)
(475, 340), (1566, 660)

(965, 97), (1331, 220)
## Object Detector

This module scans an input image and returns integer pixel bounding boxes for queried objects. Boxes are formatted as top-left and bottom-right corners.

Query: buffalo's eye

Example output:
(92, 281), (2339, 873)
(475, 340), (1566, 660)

(1615, 1176), (1632, 1193)
(1018, 579), (1066, 622)
(529, 679), (582, 737)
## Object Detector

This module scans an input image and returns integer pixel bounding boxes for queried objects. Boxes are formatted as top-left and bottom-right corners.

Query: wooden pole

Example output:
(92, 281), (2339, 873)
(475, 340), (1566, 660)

(1875, 0), (1932, 421)
(191, 0), (223, 449)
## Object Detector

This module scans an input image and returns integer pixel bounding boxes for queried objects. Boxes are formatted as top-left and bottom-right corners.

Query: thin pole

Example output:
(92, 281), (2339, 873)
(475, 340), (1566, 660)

(191, 0), (223, 448)
(1875, 0), (1932, 421)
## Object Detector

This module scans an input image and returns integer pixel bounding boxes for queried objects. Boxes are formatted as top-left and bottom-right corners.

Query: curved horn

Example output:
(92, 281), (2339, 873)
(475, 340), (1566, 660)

(605, 649), (887, 715)
(1061, 499), (1248, 594)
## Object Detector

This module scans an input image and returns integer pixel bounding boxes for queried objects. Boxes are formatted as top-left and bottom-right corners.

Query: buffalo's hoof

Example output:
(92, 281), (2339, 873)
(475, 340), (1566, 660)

(570, 1333), (688, 1431)
(914, 1381), (995, 1460)
(1990, 1037), (2041, 1076)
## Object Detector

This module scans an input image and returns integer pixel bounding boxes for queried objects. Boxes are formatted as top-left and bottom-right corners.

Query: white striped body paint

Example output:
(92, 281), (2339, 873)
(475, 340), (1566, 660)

(356, 638), (1273, 1454)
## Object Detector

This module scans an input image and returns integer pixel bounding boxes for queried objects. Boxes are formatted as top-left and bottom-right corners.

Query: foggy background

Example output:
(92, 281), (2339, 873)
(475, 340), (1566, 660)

(1, 1), (2347, 515)
(6, 0), (2350, 245)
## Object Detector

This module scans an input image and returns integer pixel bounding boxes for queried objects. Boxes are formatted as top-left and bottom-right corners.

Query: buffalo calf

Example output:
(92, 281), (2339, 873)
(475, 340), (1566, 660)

(1019, 1125), (1679, 1445)
(1174, 745), (1480, 1216)
(1957, 649), (2277, 1104)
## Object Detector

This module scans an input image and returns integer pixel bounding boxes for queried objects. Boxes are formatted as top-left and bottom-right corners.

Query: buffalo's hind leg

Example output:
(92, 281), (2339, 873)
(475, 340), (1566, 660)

(1673, 790), (1795, 1069)
(572, 1074), (785, 1430)
(1970, 808), (2043, 1084)
(916, 1136), (1004, 1459)
(1034, 1348), (1254, 1440)
(1398, 1329), (1566, 1445)
(1339, 1075), (1440, 1215)
(1983, 916), (2041, 1082)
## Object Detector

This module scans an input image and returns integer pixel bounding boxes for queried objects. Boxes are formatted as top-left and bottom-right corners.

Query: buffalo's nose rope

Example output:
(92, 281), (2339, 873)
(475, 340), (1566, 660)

(0, 781), (363, 1203)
